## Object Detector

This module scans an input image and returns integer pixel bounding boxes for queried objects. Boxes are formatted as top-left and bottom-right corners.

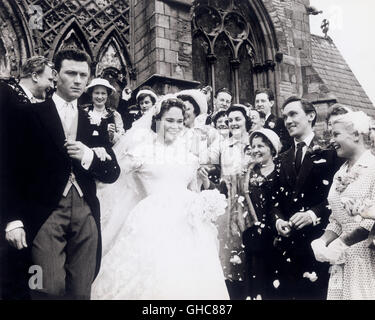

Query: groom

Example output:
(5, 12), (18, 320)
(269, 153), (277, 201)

(4, 48), (120, 299)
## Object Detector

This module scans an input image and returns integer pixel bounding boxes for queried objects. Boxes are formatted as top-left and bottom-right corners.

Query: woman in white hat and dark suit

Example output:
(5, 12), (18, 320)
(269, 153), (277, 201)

(85, 78), (125, 146)
(240, 129), (282, 300)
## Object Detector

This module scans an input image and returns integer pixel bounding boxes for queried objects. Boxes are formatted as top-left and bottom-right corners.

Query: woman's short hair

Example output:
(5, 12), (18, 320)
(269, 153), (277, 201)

(226, 104), (252, 132)
(212, 110), (227, 127)
(152, 96), (184, 121)
(152, 97), (185, 132)
(333, 111), (371, 137)
(136, 86), (157, 105)
(327, 103), (352, 120)
(178, 94), (201, 116)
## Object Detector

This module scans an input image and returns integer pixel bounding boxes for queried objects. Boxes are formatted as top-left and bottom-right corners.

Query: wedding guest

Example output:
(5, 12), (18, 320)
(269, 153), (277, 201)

(254, 88), (292, 152)
(198, 84), (213, 116)
(214, 87), (232, 113)
(85, 78), (125, 146)
(271, 96), (341, 300)
(178, 89), (208, 129)
(212, 110), (229, 139)
(241, 129), (282, 300)
(177, 89), (219, 166)
(327, 104), (352, 133)
(215, 104), (252, 300)
(4, 48), (120, 299)
(118, 86), (158, 130)
(311, 111), (375, 299)
(0, 56), (54, 300)
(198, 110), (229, 191)
(249, 109), (266, 132)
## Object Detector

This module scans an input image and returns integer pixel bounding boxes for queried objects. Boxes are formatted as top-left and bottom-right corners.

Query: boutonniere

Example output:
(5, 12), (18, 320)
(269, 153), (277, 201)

(92, 130), (99, 136)
(88, 110), (102, 126)
(307, 142), (331, 158)
(268, 121), (275, 129)
(249, 173), (266, 186)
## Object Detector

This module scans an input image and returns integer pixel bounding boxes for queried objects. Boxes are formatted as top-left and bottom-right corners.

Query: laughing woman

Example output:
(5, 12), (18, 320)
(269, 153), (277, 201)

(241, 129), (281, 300)
(311, 111), (375, 300)
(215, 104), (252, 300)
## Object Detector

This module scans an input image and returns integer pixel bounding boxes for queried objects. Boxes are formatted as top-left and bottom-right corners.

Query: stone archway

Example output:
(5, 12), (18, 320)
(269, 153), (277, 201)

(0, 0), (34, 79)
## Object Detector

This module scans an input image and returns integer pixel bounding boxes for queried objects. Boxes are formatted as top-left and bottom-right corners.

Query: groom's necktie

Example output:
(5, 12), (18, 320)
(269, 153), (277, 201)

(61, 102), (83, 197)
(295, 141), (306, 174)
(63, 102), (76, 140)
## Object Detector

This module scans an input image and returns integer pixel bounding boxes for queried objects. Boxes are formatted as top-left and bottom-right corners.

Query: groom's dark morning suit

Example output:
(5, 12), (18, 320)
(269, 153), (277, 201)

(4, 96), (120, 299)
(270, 136), (342, 300)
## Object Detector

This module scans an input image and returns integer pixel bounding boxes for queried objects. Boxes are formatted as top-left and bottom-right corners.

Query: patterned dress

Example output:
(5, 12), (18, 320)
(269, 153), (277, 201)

(326, 150), (375, 300)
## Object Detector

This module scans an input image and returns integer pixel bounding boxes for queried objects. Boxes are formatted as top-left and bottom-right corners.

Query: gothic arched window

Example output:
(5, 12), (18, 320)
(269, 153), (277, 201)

(192, 1), (256, 109)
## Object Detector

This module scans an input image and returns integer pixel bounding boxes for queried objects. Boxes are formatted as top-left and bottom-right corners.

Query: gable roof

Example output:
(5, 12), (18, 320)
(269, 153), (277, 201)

(310, 34), (375, 116)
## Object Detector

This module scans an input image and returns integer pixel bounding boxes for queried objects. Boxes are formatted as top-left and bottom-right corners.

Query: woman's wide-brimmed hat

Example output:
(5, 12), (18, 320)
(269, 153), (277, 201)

(249, 128), (282, 155)
(86, 78), (116, 95)
(177, 89), (208, 115)
(136, 89), (158, 102)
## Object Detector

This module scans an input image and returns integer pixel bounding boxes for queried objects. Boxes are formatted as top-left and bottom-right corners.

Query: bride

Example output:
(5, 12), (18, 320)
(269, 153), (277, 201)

(91, 96), (229, 299)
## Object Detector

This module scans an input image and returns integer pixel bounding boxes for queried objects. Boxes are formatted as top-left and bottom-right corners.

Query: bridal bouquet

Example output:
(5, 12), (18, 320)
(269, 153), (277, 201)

(188, 189), (227, 225)
(200, 189), (227, 222)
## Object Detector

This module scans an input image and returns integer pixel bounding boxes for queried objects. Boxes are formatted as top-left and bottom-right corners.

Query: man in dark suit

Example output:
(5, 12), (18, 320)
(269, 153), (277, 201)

(0, 57), (55, 299)
(254, 88), (292, 152)
(270, 96), (341, 300)
(3, 49), (120, 299)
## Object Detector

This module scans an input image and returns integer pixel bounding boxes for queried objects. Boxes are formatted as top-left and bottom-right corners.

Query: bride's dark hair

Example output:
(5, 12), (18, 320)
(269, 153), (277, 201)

(151, 97), (186, 132)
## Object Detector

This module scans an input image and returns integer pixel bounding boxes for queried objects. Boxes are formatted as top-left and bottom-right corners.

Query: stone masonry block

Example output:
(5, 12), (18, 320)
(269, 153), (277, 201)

(164, 49), (178, 63)
(156, 14), (170, 29)
(155, 26), (165, 38)
(155, 0), (164, 14)
(156, 38), (171, 50)
(164, 28), (178, 41)
(159, 61), (171, 76)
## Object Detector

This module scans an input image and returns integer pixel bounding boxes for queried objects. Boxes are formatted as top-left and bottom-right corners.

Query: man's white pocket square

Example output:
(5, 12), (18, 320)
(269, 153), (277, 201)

(92, 130), (99, 136)
(313, 159), (327, 164)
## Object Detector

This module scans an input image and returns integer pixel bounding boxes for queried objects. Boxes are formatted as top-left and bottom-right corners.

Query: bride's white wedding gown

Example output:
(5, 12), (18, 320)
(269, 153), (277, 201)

(91, 130), (229, 300)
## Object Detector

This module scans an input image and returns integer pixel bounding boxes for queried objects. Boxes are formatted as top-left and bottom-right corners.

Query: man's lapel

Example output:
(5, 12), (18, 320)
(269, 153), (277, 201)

(76, 106), (90, 142)
(282, 146), (297, 188)
(265, 114), (276, 129)
(35, 98), (66, 155)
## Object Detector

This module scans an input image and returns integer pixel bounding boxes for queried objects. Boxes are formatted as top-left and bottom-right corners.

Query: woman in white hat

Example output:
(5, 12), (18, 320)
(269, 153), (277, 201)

(177, 89), (219, 165)
(241, 129), (282, 300)
(85, 78), (125, 145)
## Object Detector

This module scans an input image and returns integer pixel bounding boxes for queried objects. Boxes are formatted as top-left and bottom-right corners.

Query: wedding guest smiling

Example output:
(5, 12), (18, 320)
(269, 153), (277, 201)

(241, 129), (282, 300)
(215, 104), (252, 300)
(311, 111), (375, 299)
(85, 78), (125, 145)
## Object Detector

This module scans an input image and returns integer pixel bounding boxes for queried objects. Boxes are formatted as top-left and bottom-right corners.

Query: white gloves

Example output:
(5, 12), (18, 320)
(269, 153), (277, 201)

(311, 237), (349, 264)
(311, 238), (331, 263)
(326, 238), (349, 264)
